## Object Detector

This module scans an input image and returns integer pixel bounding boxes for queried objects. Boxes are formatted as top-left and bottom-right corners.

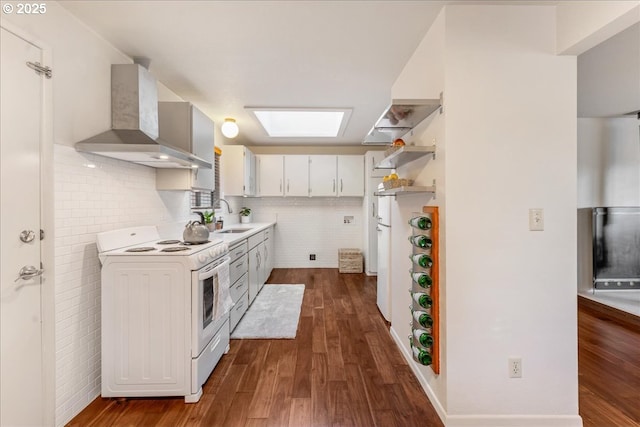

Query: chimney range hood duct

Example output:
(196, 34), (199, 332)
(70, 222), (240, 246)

(75, 61), (212, 169)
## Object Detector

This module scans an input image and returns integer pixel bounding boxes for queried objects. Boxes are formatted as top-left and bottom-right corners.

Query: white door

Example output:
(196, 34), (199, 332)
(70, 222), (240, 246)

(258, 155), (284, 196)
(338, 155), (364, 196)
(0, 26), (45, 426)
(309, 155), (337, 196)
(283, 155), (309, 196)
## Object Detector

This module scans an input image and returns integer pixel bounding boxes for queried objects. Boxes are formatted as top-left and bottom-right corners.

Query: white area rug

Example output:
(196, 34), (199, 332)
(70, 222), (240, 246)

(231, 284), (305, 339)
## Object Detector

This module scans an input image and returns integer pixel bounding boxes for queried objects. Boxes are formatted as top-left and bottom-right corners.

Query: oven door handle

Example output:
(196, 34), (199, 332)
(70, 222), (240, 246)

(197, 256), (230, 281)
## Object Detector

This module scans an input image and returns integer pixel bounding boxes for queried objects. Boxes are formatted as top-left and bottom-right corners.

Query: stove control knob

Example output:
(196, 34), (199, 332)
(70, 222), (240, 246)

(198, 254), (208, 263)
(209, 249), (216, 257)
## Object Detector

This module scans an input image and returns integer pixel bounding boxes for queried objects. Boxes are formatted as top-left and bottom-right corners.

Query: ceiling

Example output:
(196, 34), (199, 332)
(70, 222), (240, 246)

(59, 1), (446, 146)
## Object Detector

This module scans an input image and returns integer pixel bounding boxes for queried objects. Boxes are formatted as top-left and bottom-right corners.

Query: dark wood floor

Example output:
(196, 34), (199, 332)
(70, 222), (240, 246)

(578, 297), (640, 427)
(67, 269), (640, 427)
(68, 269), (443, 427)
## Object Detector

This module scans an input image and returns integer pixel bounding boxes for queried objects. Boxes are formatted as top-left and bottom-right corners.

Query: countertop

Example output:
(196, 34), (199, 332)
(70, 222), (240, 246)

(211, 222), (276, 246)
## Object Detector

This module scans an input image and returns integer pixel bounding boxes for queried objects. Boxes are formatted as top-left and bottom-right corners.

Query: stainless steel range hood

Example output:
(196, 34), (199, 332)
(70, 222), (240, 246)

(363, 97), (442, 145)
(75, 63), (212, 169)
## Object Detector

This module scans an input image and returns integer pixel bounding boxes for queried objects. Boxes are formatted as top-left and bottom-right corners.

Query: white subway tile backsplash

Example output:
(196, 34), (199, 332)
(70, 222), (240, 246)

(53, 144), (191, 426)
(230, 196), (364, 268)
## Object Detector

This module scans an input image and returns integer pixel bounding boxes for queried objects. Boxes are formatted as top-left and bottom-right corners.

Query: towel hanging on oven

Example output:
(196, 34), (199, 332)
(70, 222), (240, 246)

(212, 257), (233, 322)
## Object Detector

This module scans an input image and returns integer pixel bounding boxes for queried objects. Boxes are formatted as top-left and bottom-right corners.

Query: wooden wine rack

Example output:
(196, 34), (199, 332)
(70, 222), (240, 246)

(409, 206), (439, 374)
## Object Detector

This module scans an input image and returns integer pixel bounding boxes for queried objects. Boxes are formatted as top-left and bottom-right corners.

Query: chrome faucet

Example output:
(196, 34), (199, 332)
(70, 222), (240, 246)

(216, 198), (233, 213)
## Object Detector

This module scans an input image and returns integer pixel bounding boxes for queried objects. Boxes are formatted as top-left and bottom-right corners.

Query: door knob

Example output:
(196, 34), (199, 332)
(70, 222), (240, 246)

(19, 230), (36, 243)
(15, 265), (44, 282)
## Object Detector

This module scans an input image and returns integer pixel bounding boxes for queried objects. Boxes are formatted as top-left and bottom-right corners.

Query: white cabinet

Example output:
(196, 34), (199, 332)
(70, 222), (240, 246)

(365, 151), (386, 178)
(156, 102), (214, 191)
(309, 155), (337, 196)
(228, 241), (249, 332)
(222, 145), (256, 196)
(337, 155), (364, 196)
(284, 155), (309, 197)
(257, 155), (284, 196)
(263, 226), (274, 280)
(245, 149), (257, 196)
(247, 231), (265, 304)
(307, 155), (364, 197)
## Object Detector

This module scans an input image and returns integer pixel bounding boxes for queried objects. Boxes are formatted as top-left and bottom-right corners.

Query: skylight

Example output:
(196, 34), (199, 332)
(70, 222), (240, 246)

(247, 108), (352, 138)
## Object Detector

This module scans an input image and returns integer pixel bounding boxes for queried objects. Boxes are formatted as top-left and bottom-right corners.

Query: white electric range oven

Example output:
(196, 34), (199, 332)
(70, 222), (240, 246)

(97, 226), (231, 403)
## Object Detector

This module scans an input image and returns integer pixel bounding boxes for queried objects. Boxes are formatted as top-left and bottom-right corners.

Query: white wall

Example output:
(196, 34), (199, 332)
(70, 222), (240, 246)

(445, 5), (578, 422)
(578, 117), (640, 207)
(3, 4), (191, 425)
(388, 5), (581, 426)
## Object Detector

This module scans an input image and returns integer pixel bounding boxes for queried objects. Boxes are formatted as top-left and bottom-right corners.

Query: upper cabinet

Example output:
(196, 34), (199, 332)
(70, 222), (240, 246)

(309, 155), (337, 197)
(253, 154), (365, 198)
(337, 155), (364, 196)
(308, 155), (364, 197)
(258, 155), (284, 196)
(283, 155), (309, 197)
(222, 146), (256, 197)
(156, 102), (215, 191)
(363, 97), (442, 145)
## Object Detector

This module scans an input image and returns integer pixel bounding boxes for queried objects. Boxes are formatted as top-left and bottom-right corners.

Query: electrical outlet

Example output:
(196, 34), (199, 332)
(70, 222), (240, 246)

(309, 254), (316, 261)
(509, 358), (522, 378)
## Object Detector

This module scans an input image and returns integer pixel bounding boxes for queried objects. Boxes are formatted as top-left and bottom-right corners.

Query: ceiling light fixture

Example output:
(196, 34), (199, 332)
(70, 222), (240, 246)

(221, 118), (239, 138)
(246, 107), (352, 138)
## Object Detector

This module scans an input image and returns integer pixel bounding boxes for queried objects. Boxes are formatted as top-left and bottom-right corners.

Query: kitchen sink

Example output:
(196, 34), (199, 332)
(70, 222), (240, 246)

(216, 228), (252, 234)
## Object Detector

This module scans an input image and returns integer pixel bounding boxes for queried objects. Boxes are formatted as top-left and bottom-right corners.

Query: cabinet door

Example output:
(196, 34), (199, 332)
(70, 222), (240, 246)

(244, 148), (257, 196)
(248, 245), (260, 304)
(366, 151), (387, 178)
(309, 155), (337, 197)
(264, 226), (274, 279)
(191, 106), (215, 190)
(258, 241), (266, 292)
(258, 155), (284, 196)
(338, 155), (364, 196)
(283, 155), (309, 196)
(221, 145), (255, 196)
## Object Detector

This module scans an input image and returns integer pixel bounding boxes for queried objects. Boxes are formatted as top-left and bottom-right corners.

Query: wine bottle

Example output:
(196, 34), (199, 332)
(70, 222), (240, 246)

(408, 216), (432, 230)
(411, 308), (434, 328)
(413, 328), (434, 348)
(411, 271), (433, 288)
(411, 291), (433, 309)
(408, 235), (432, 249)
(410, 337), (432, 366)
(410, 253), (433, 268)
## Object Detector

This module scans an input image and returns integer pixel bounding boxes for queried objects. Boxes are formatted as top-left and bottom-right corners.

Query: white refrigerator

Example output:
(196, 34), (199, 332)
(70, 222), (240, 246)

(376, 186), (391, 321)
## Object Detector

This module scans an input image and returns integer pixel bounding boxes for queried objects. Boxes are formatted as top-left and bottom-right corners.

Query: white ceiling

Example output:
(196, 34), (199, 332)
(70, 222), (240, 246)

(60, 1), (446, 146)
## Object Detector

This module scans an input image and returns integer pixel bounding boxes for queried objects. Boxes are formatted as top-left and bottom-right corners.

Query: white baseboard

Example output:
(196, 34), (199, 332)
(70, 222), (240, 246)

(389, 327), (584, 427)
(446, 415), (583, 427)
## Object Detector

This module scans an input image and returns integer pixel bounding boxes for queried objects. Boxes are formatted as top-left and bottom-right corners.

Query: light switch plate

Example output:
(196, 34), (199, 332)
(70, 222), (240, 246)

(529, 208), (544, 231)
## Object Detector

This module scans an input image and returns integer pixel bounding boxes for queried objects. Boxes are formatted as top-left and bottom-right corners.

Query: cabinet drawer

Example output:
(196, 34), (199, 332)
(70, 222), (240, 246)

(230, 254), (248, 285)
(229, 273), (248, 302)
(248, 231), (264, 250)
(230, 291), (249, 332)
(263, 228), (270, 241)
(229, 241), (248, 263)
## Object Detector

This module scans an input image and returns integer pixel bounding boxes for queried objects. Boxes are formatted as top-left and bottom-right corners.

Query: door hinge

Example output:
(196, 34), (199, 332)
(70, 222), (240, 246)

(26, 61), (52, 79)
